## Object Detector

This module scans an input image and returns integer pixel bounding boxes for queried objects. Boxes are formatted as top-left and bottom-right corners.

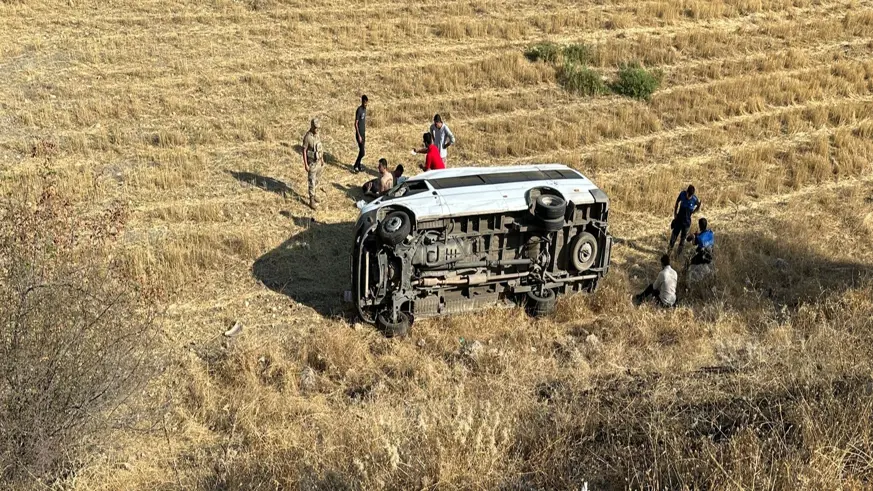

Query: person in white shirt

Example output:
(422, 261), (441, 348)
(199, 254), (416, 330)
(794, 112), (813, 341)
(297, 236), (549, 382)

(429, 114), (455, 164)
(634, 254), (678, 307)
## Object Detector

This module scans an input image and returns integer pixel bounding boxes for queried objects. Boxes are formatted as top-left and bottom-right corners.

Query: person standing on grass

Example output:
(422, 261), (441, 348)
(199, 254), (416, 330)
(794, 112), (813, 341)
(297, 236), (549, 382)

(302, 118), (324, 210)
(668, 184), (701, 256)
(634, 254), (678, 307)
(430, 114), (455, 165)
(353, 95), (368, 173)
(414, 114), (457, 164)
(415, 132), (445, 172)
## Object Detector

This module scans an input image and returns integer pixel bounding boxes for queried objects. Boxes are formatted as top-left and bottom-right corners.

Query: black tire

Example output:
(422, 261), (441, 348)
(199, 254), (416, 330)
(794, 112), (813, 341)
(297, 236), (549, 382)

(535, 216), (565, 232)
(535, 195), (566, 220)
(569, 232), (598, 271)
(376, 310), (411, 338)
(525, 288), (557, 317)
(377, 211), (411, 246)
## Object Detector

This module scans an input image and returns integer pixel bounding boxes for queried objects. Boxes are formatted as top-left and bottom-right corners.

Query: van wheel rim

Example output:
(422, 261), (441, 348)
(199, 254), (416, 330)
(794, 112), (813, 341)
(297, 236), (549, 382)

(384, 216), (403, 232)
(541, 196), (560, 206)
(578, 243), (593, 262)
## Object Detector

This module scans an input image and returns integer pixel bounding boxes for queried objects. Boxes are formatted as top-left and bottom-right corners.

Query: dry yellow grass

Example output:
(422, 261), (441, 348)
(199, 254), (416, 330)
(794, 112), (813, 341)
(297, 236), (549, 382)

(2, 0), (873, 488)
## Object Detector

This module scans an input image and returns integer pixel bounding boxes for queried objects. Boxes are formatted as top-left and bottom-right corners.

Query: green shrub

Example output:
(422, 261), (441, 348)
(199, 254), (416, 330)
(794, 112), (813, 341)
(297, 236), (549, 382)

(610, 63), (662, 100)
(562, 43), (592, 65)
(559, 63), (607, 96)
(524, 42), (561, 63)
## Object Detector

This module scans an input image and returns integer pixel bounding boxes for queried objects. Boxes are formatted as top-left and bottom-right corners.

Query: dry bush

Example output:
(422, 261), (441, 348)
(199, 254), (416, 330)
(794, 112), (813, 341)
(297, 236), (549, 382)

(0, 172), (160, 485)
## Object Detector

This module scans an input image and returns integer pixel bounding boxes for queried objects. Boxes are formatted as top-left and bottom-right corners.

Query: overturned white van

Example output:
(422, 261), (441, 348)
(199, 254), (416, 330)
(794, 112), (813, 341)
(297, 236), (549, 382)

(351, 164), (612, 336)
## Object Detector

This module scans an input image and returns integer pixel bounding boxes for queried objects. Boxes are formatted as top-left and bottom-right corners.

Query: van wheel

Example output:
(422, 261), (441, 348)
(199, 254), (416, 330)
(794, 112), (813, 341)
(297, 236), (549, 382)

(569, 232), (598, 271)
(535, 195), (566, 220)
(536, 216), (565, 232)
(525, 288), (556, 317)
(377, 211), (411, 246)
(376, 310), (411, 338)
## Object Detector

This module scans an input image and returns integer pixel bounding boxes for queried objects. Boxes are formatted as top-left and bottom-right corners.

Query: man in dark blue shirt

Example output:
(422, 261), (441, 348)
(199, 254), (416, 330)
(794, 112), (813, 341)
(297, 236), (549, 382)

(668, 185), (701, 256)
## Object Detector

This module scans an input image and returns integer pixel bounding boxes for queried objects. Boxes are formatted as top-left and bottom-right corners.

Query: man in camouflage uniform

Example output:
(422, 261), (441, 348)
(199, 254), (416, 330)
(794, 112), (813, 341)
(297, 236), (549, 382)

(301, 118), (324, 210)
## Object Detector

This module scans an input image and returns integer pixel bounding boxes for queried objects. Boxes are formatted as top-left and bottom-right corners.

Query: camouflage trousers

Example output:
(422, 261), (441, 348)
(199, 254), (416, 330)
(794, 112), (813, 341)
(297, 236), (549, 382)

(308, 163), (324, 202)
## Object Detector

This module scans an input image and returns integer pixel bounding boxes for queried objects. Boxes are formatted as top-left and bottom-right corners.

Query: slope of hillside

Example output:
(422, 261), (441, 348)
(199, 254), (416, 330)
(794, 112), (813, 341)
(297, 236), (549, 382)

(2, 0), (873, 488)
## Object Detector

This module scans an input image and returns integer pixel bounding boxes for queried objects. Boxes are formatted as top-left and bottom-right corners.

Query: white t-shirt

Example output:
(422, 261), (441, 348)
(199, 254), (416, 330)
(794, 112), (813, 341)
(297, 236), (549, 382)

(653, 265), (677, 306)
(430, 123), (455, 160)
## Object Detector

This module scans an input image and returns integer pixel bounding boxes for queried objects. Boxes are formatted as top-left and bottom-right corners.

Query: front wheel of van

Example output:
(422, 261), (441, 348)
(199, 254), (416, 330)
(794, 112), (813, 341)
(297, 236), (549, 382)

(377, 211), (411, 246)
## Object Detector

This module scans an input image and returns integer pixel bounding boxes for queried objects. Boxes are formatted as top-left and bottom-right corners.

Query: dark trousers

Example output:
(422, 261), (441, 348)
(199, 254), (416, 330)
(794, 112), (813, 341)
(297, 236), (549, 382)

(639, 284), (659, 301)
(691, 249), (712, 265)
(354, 138), (365, 170)
(637, 284), (668, 307)
(669, 223), (689, 254)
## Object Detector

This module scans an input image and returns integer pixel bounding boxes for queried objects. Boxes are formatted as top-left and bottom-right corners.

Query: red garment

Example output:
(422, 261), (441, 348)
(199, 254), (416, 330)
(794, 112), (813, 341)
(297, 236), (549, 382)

(424, 144), (445, 171)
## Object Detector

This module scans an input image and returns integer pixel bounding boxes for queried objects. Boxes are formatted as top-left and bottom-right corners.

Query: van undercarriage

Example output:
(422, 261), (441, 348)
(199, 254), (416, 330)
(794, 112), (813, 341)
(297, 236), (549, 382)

(352, 193), (612, 336)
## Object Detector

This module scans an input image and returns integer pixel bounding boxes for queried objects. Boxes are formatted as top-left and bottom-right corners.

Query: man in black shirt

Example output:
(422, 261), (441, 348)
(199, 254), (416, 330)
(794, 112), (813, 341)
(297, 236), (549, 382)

(354, 95), (368, 173)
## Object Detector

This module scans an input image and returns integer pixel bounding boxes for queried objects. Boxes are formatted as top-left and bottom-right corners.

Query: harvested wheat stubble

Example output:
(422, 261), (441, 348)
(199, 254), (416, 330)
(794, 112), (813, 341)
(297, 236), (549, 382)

(1, 0), (873, 488)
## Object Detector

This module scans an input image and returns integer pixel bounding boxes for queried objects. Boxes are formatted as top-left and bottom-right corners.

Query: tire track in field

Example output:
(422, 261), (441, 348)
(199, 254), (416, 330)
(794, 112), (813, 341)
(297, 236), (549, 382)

(598, 116), (873, 184)
(489, 94), (873, 171)
(611, 173), (873, 243)
(4, 55), (872, 182)
(377, 57), (873, 137)
(5, 1), (865, 82)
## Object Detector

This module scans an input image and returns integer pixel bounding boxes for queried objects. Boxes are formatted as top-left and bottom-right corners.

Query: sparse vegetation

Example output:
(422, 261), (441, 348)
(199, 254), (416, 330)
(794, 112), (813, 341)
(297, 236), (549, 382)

(525, 42), (664, 100)
(558, 62), (608, 96)
(524, 41), (561, 63)
(1, 0), (873, 489)
(611, 62), (663, 100)
(0, 174), (160, 485)
(562, 42), (593, 65)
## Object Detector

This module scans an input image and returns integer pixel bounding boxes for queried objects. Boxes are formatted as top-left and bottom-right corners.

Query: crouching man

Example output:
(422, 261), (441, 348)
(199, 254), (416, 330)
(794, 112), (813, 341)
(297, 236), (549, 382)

(633, 254), (677, 307)
(686, 217), (715, 284)
(687, 217), (714, 265)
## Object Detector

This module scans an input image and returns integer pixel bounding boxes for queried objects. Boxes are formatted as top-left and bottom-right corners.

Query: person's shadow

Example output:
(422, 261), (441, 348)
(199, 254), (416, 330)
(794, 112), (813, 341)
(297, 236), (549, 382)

(228, 170), (306, 203)
(333, 182), (372, 205)
(253, 218), (356, 317)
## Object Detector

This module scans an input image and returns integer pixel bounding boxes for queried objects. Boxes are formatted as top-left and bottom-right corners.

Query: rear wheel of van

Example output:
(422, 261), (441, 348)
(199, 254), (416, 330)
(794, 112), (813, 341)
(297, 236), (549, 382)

(376, 310), (411, 338)
(525, 288), (556, 317)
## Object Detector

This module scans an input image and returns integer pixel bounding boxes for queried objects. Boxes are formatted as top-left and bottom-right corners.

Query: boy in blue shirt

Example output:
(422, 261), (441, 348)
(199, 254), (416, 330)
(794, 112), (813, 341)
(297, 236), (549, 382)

(669, 185), (701, 256)
(686, 217), (714, 265)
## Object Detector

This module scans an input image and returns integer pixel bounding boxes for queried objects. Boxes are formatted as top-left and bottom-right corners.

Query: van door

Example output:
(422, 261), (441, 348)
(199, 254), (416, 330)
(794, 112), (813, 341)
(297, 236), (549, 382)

(387, 179), (446, 220)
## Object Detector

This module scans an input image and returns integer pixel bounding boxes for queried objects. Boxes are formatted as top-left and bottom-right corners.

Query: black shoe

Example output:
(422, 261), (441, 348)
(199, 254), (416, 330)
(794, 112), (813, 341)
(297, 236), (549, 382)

(352, 167), (360, 174)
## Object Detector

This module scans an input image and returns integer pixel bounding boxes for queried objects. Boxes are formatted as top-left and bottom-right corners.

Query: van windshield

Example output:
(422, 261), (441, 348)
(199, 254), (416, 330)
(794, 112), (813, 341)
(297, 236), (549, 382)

(385, 179), (429, 199)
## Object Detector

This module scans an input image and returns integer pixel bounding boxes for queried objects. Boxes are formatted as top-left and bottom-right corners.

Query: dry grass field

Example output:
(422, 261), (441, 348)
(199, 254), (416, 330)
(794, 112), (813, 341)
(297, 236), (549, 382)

(2, 0), (873, 488)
